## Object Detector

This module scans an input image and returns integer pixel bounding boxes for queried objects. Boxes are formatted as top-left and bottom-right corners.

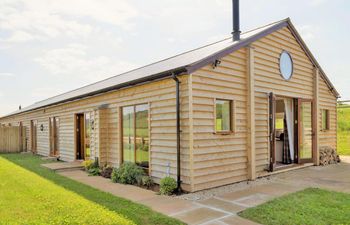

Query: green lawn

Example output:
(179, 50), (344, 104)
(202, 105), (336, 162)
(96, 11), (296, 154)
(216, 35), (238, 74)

(239, 188), (350, 225)
(0, 154), (183, 225)
(337, 106), (350, 155)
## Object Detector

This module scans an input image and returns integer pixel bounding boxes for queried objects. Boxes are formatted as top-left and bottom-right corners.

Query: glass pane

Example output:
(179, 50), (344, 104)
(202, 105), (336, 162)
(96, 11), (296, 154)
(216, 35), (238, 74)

(216, 100), (231, 131)
(85, 113), (91, 158)
(123, 106), (135, 162)
(135, 104), (149, 168)
(322, 110), (327, 130)
(300, 102), (312, 159)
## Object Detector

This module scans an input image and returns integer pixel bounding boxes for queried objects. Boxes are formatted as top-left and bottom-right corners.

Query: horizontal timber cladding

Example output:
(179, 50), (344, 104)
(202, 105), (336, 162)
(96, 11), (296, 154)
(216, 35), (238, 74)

(0, 76), (191, 190)
(319, 76), (337, 149)
(252, 26), (337, 175)
(191, 48), (249, 191)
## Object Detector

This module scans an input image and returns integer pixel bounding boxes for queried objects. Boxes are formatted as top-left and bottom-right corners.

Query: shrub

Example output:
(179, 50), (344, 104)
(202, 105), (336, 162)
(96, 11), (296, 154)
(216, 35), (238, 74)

(100, 165), (113, 178)
(82, 159), (100, 176)
(82, 160), (94, 171)
(141, 176), (154, 189)
(87, 167), (100, 176)
(111, 162), (145, 185)
(159, 177), (177, 195)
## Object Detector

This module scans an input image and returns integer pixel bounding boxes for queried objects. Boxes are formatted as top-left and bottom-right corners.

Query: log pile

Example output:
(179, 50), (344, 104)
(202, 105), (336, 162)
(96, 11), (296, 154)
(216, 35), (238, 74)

(319, 146), (341, 166)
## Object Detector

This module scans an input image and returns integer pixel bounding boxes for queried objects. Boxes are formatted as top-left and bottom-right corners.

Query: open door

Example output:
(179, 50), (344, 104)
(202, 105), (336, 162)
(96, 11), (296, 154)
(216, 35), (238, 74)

(49, 117), (59, 156)
(75, 114), (85, 160)
(269, 92), (276, 171)
(298, 99), (314, 163)
(31, 120), (37, 153)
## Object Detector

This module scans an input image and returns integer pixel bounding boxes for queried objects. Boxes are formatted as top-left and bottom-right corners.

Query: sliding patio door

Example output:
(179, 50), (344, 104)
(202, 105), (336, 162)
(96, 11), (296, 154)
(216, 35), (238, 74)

(298, 100), (313, 163)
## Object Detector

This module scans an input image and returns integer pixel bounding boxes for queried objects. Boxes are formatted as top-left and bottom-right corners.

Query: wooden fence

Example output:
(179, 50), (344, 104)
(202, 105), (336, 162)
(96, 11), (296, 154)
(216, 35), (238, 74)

(0, 126), (26, 153)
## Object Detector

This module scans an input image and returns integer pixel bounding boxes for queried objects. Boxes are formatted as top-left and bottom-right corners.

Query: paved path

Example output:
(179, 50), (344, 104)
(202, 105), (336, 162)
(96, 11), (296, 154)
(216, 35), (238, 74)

(58, 158), (350, 225)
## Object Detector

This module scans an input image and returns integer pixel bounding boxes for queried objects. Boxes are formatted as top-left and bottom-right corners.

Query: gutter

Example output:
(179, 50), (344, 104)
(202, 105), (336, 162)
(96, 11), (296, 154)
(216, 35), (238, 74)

(172, 72), (182, 192)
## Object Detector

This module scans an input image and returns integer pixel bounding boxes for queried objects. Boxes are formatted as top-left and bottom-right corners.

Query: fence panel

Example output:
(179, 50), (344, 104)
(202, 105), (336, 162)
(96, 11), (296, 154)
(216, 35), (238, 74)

(0, 126), (26, 153)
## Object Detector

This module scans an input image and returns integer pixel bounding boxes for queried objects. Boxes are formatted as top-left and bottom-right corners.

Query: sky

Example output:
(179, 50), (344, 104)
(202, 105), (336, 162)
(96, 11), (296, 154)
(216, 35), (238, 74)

(0, 0), (349, 116)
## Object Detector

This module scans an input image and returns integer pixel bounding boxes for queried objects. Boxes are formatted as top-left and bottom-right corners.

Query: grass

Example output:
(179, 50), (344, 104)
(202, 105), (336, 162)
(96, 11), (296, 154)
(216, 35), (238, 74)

(239, 188), (350, 225)
(0, 153), (183, 225)
(337, 106), (350, 155)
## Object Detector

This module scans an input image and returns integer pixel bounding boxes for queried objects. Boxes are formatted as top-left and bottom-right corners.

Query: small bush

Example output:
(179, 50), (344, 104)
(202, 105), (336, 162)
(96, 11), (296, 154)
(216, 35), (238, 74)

(88, 167), (100, 176)
(82, 160), (94, 171)
(111, 162), (145, 185)
(141, 176), (154, 189)
(100, 165), (113, 178)
(159, 177), (177, 195)
(82, 159), (100, 176)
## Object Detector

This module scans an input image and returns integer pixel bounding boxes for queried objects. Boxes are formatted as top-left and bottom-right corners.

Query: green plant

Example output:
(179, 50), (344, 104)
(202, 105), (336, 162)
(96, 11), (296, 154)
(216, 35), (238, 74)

(100, 165), (113, 178)
(81, 159), (94, 171)
(111, 162), (145, 185)
(88, 167), (101, 176)
(141, 176), (154, 189)
(159, 177), (177, 195)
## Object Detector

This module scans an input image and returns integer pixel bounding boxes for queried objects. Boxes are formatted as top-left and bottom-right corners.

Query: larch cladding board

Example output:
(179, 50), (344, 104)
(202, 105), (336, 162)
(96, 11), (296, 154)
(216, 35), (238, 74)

(319, 76), (337, 149)
(0, 77), (191, 190)
(191, 48), (248, 191)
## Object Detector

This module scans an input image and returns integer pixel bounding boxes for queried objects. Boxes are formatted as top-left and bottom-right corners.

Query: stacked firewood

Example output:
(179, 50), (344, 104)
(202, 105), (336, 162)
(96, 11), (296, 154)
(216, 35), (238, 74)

(319, 146), (341, 166)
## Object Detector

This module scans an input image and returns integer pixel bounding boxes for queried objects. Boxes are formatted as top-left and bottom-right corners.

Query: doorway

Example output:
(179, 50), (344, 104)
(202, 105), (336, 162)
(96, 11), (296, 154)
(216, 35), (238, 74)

(269, 93), (314, 171)
(31, 120), (37, 153)
(75, 114), (85, 160)
(49, 117), (59, 156)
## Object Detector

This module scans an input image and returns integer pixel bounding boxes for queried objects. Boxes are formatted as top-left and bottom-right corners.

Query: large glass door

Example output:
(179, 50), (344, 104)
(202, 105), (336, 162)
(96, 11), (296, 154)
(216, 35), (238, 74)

(298, 100), (313, 163)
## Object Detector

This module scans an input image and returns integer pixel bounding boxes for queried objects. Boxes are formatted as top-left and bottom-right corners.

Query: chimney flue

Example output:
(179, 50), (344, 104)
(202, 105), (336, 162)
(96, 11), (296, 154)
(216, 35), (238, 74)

(232, 0), (241, 41)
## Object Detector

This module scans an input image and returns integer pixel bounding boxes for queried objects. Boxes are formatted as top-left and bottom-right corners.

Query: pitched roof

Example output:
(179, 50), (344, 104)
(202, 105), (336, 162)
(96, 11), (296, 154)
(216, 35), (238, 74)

(3, 18), (339, 118)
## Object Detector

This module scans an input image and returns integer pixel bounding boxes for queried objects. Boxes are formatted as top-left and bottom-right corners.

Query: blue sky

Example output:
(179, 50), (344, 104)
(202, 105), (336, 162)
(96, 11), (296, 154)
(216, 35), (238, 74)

(0, 0), (349, 116)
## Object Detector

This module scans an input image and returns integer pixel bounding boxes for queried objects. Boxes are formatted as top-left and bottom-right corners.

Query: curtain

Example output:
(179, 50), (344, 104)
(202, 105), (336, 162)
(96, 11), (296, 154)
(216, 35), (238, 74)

(283, 113), (292, 164)
(284, 99), (294, 162)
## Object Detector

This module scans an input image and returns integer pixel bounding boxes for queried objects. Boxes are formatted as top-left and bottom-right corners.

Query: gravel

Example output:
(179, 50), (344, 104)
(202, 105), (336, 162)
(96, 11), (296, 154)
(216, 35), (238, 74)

(176, 176), (278, 201)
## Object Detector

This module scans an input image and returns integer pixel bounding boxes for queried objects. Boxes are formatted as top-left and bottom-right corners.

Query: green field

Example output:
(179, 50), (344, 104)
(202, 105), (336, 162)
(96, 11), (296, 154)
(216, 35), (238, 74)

(239, 188), (350, 225)
(337, 106), (350, 155)
(0, 154), (183, 225)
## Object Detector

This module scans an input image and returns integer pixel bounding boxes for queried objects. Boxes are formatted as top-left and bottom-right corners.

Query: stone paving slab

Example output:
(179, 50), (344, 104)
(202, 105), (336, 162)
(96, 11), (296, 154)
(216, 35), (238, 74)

(220, 215), (260, 225)
(198, 198), (246, 213)
(173, 207), (228, 225)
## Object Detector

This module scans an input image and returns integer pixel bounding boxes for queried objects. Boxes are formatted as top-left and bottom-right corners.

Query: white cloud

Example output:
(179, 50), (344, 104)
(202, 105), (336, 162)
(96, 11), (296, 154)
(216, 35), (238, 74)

(0, 0), (138, 44)
(0, 72), (14, 77)
(35, 43), (138, 82)
(297, 25), (317, 41)
(309, 0), (328, 6)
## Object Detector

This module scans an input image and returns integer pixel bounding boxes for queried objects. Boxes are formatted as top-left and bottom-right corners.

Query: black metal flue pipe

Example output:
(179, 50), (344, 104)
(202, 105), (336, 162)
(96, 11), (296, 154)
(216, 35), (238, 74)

(232, 0), (241, 41)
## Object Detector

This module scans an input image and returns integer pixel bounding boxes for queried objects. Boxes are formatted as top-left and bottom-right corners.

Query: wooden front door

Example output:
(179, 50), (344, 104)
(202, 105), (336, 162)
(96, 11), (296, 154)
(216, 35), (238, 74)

(31, 120), (37, 153)
(49, 117), (59, 156)
(75, 114), (85, 160)
(298, 99), (314, 163)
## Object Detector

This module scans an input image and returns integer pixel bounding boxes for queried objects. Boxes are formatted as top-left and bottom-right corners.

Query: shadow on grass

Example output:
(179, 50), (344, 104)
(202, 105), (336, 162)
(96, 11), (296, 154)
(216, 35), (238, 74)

(0, 153), (183, 225)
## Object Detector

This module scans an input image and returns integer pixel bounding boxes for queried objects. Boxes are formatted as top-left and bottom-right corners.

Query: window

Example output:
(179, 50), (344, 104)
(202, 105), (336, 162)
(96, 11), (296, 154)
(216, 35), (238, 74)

(215, 99), (233, 133)
(321, 109), (330, 130)
(122, 104), (149, 169)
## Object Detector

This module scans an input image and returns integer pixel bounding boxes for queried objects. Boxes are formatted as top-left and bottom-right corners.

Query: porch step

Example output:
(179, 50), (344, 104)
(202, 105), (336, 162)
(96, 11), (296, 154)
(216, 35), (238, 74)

(41, 162), (84, 172)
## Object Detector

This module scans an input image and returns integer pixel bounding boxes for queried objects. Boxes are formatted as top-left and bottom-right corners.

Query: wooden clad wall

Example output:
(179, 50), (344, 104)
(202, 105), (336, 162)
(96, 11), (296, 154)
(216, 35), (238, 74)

(319, 77), (337, 149)
(0, 77), (191, 190)
(191, 48), (248, 191)
(252, 27), (316, 174)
